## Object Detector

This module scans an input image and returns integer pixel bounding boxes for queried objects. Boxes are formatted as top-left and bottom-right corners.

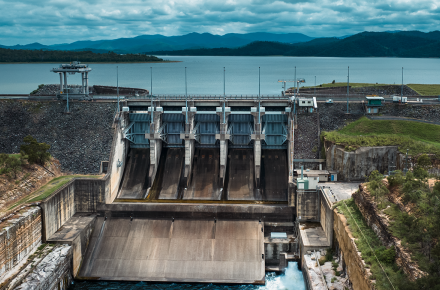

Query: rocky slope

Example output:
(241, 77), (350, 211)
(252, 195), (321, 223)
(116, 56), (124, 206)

(0, 100), (115, 173)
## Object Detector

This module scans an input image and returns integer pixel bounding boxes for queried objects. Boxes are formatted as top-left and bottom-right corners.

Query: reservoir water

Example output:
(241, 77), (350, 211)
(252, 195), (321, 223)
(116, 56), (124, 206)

(1, 56), (440, 95)
(69, 262), (306, 290)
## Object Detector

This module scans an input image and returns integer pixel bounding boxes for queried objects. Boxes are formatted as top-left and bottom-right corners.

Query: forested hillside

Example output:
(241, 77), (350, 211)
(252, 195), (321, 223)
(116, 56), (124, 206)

(0, 49), (164, 62)
(148, 31), (440, 57)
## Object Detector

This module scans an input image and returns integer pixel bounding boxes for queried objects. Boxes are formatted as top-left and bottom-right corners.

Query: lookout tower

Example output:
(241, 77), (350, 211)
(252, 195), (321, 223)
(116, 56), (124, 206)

(51, 61), (92, 97)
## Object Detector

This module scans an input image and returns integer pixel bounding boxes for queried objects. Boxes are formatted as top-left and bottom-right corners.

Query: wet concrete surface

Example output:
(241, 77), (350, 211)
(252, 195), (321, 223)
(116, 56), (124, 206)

(79, 218), (265, 284)
(157, 149), (184, 200)
(227, 149), (260, 201)
(184, 149), (221, 200)
(118, 149), (150, 199)
(261, 150), (288, 201)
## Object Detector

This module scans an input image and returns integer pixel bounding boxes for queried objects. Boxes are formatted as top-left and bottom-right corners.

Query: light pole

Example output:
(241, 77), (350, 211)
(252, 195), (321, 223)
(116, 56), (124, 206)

(401, 67), (403, 102)
(185, 67), (188, 124)
(258, 67), (261, 124)
(347, 66), (349, 114)
(223, 67), (226, 124)
(314, 76), (316, 95)
(150, 67), (153, 122)
(117, 66), (120, 112)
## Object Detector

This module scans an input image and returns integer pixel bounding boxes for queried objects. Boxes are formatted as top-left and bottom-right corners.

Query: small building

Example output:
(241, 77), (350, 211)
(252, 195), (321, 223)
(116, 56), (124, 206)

(365, 96), (384, 114)
(297, 97), (317, 113)
(294, 169), (329, 183)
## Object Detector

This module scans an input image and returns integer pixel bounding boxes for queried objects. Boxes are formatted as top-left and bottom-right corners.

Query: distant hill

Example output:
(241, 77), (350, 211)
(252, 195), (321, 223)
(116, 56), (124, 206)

(0, 49), (165, 63)
(0, 32), (314, 53)
(147, 31), (440, 57)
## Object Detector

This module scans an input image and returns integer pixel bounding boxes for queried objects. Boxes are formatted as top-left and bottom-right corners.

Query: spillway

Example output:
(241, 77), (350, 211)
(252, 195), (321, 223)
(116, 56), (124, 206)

(117, 149), (150, 199)
(78, 217), (265, 283)
(154, 148), (185, 200)
(260, 149), (288, 201)
(183, 148), (221, 200)
(226, 149), (259, 200)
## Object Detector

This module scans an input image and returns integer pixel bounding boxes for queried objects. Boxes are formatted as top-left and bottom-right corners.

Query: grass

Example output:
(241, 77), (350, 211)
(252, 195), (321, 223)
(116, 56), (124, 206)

(323, 117), (440, 157)
(299, 82), (391, 89)
(406, 84), (440, 96)
(5, 174), (101, 211)
(336, 198), (406, 290)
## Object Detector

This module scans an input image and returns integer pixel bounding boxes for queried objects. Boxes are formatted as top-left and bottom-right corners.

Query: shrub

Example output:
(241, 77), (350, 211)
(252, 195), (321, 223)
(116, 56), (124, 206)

(387, 170), (405, 187)
(413, 166), (428, 180)
(20, 135), (51, 165)
(417, 154), (431, 169)
(375, 246), (396, 264)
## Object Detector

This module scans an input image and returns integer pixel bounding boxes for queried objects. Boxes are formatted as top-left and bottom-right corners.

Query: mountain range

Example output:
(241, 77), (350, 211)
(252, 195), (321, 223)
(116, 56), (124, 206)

(0, 32), (314, 54)
(145, 31), (440, 57)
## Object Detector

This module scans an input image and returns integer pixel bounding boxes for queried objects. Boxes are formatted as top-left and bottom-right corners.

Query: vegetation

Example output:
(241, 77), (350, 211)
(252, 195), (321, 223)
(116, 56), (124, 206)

(0, 153), (27, 178)
(147, 31), (440, 57)
(322, 117), (440, 157)
(6, 174), (101, 211)
(301, 82), (391, 89)
(20, 135), (51, 165)
(0, 48), (164, 63)
(336, 197), (406, 290)
(407, 84), (440, 96)
(351, 170), (440, 289)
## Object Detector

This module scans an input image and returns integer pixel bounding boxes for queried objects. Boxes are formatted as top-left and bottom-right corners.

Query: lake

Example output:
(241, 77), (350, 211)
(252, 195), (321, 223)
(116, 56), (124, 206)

(1, 56), (440, 95)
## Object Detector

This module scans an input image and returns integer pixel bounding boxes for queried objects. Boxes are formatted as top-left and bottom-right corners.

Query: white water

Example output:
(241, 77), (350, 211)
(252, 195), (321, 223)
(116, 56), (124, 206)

(261, 262), (306, 290)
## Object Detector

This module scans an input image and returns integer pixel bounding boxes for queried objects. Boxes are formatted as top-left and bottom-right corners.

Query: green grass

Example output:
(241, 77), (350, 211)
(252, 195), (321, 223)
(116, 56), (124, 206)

(336, 198), (406, 290)
(406, 84), (440, 96)
(323, 117), (440, 157)
(299, 82), (391, 89)
(6, 175), (101, 211)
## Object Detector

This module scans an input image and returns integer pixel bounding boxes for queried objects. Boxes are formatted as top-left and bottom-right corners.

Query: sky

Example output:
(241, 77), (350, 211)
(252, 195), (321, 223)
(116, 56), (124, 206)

(1, 0), (440, 45)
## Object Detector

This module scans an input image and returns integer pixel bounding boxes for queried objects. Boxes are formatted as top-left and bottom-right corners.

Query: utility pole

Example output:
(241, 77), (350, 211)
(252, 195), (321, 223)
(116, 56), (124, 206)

(185, 67), (188, 124)
(150, 67), (153, 123)
(117, 66), (120, 112)
(347, 66), (349, 114)
(294, 66), (297, 99)
(258, 67), (261, 124)
(401, 67), (403, 102)
(314, 76), (316, 95)
(223, 67), (226, 124)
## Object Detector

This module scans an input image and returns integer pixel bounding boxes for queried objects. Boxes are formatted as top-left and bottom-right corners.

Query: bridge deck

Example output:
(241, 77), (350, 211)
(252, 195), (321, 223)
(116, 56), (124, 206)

(79, 218), (265, 284)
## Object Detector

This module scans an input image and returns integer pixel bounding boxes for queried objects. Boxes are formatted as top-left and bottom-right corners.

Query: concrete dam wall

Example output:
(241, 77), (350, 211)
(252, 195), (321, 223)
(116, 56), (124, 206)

(325, 141), (398, 180)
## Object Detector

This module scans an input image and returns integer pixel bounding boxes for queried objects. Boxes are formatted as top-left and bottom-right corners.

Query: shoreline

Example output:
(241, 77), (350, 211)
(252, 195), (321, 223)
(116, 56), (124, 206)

(0, 60), (182, 64)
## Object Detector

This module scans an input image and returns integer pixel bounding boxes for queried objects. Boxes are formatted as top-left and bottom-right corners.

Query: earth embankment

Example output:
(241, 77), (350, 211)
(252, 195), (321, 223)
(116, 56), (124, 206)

(0, 100), (115, 173)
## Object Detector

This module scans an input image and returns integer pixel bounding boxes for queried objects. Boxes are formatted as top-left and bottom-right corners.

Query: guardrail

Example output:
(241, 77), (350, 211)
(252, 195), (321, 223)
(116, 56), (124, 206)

(128, 94), (289, 100)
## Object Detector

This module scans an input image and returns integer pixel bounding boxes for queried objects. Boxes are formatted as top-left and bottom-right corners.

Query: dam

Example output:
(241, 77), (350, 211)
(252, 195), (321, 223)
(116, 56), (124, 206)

(74, 95), (299, 284)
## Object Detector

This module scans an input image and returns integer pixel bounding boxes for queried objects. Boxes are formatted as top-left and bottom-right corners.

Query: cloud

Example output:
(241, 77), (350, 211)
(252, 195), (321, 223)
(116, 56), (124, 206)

(1, 0), (440, 45)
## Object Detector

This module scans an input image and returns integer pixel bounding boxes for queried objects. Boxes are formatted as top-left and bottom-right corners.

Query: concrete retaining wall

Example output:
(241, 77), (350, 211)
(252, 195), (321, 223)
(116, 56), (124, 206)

(40, 180), (75, 242)
(333, 211), (373, 290)
(108, 112), (129, 203)
(354, 186), (425, 280)
(0, 207), (42, 280)
(75, 176), (110, 212)
(325, 141), (398, 181)
(14, 245), (73, 290)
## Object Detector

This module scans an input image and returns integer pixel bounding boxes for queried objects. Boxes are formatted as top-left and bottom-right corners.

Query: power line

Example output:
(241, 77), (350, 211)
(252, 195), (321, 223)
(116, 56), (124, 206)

(341, 199), (397, 290)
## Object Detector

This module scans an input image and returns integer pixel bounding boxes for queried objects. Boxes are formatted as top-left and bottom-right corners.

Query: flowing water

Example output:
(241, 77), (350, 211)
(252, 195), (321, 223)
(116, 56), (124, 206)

(69, 262), (306, 290)
(1, 56), (440, 95)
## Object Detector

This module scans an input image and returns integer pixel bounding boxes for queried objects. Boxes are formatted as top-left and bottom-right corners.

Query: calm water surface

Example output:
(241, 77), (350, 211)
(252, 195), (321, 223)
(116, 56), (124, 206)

(1, 56), (440, 95)
(69, 262), (306, 290)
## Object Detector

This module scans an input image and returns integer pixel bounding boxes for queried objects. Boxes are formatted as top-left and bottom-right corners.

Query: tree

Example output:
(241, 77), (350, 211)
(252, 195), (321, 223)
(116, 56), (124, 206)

(20, 135), (51, 165)
(418, 154), (432, 170)
(4, 156), (22, 178)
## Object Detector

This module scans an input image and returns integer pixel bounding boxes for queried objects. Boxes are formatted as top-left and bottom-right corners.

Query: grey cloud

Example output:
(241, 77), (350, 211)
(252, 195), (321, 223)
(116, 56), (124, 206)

(1, 0), (440, 45)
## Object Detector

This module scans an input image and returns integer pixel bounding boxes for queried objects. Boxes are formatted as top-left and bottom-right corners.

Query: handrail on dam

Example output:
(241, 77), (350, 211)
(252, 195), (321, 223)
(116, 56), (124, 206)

(128, 94), (289, 101)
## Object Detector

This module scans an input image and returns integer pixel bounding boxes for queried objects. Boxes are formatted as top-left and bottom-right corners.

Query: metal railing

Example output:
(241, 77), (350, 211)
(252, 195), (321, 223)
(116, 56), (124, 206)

(127, 94), (289, 101)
